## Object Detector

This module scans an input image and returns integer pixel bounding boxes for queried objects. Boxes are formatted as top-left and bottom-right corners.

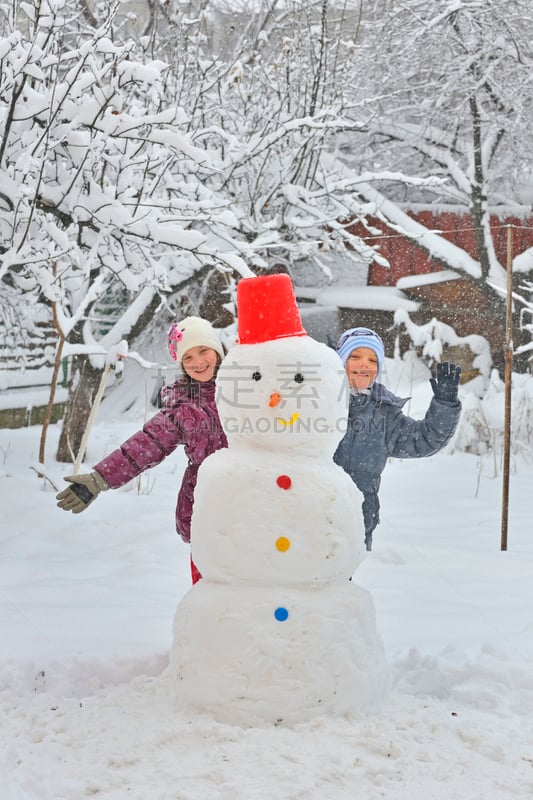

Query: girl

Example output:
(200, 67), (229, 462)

(334, 327), (461, 551)
(56, 316), (228, 584)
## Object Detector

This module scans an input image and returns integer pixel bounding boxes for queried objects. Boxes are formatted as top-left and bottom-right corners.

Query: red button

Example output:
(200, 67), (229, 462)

(276, 475), (292, 490)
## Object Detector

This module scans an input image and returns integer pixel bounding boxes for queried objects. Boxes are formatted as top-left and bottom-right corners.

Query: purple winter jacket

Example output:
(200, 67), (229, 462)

(94, 379), (227, 543)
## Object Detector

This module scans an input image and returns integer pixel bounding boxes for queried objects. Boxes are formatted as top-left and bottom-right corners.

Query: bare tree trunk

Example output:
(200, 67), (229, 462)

(56, 355), (103, 464)
(468, 94), (492, 284)
(39, 295), (65, 467)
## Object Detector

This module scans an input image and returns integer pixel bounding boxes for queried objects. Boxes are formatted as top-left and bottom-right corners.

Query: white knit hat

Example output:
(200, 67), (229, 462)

(167, 317), (224, 363)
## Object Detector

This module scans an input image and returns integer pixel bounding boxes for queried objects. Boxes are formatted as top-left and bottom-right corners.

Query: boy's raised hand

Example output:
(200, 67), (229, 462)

(56, 471), (109, 514)
(430, 361), (462, 403)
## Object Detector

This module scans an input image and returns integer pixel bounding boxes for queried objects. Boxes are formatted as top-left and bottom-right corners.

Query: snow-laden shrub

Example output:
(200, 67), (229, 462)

(453, 370), (533, 462)
(393, 308), (492, 379)
(384, 348), (533, 463)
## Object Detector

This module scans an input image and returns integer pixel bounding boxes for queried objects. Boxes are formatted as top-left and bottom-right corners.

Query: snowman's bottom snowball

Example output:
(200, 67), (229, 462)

(168, 581), (390, 725)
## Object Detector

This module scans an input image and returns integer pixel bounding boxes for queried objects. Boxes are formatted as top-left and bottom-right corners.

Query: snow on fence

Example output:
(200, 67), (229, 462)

(0, 321), (69, 428)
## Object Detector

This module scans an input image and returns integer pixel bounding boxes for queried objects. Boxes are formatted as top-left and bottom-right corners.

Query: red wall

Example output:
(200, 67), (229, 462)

(346, 212), (533, 287)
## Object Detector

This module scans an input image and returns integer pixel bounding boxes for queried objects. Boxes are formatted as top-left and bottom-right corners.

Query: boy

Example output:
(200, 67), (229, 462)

(334, 327), (461, 550)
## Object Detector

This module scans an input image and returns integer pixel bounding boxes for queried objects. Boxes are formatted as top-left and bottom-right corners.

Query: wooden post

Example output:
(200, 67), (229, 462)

(72, 359), (114, 475)
(500, 224), (513, 551)
(71, 342), (128, 475)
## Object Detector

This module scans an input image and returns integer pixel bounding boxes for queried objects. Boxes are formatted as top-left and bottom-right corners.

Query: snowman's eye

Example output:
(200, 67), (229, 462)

(252, 371), (262, 381)
(294, 372), (304, 383)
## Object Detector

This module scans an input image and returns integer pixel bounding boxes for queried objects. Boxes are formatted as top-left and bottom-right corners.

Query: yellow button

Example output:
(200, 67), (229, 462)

(276, 537), (291, 552)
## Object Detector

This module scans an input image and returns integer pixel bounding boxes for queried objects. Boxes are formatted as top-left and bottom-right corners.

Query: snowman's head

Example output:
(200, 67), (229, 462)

(215, 335), (348, 456)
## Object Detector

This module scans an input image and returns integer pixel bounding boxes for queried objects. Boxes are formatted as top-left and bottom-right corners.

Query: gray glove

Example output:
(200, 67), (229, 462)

(430, 361), (462, 403)
(56, 471), (109, 514)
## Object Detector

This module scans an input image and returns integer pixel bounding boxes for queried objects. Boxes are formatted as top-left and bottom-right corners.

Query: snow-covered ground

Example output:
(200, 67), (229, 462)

(1, 363), (533, 800)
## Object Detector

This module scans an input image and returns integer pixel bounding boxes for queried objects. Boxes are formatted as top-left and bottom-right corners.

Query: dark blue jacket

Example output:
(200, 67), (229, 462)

(334, 382), (461, 549)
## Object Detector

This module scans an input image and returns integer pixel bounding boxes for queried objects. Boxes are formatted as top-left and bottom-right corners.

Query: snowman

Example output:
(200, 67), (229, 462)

(169, 274), (389, 725)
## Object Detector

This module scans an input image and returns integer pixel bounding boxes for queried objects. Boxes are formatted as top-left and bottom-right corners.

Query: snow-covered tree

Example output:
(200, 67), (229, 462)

(2, 0), (416, 466)
(4, 0), (531, 463)
(348, 8), (531, 263)
(324, 0), (533, 372)
(137, 0), (389, 277)
(151, 0), (533, 365)
(0, 0), (253, 459)
(3, 0), (383, 460)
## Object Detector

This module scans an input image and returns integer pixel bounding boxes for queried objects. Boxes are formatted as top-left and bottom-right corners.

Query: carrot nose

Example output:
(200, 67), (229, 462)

(269, 392), (281, 408)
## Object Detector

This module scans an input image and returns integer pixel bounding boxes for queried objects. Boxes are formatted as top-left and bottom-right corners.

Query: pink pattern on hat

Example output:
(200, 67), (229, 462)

(168, 323), (184, 361)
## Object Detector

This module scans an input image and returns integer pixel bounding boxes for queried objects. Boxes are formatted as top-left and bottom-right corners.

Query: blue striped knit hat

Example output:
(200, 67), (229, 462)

(336, 327), (385, 372)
